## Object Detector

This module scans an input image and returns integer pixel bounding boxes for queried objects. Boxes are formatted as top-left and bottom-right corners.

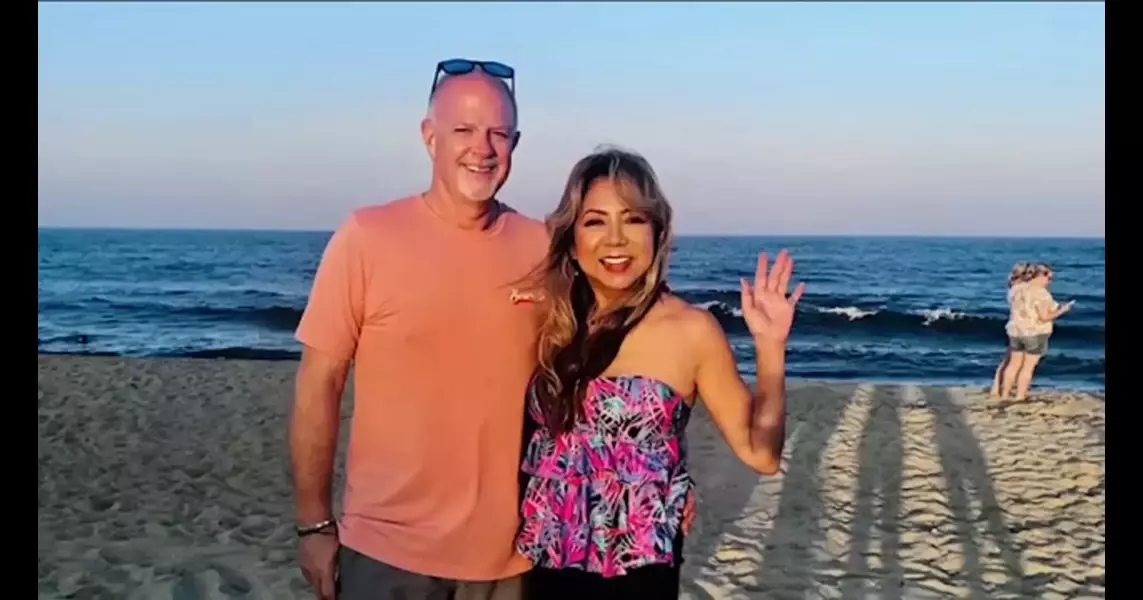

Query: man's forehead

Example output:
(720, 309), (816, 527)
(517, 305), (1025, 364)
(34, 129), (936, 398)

(429, 73), (517, 123)
(431, 72), (513, 100)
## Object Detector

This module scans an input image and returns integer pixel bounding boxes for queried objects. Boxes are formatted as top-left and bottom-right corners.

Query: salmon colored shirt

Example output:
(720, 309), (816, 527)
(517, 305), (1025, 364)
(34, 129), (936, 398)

(295, 195), (548, 580)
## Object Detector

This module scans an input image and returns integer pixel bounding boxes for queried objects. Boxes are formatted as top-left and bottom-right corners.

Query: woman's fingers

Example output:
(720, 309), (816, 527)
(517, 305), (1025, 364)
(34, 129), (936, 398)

(789, 281), (806, 306)
(754, 252), (769, 294)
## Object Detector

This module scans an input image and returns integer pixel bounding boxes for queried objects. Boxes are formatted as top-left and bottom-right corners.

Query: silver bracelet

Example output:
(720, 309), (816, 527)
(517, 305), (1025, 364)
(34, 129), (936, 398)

(296, 518), (337, 537)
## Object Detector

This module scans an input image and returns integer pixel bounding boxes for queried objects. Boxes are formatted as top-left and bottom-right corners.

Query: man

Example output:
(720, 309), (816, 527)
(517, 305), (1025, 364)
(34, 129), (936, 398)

(289, 59), (548, 600)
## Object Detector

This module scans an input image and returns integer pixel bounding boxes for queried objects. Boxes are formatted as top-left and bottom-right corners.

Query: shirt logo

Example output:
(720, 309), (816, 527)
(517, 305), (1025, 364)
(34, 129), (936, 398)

(510, 288), (544, 305)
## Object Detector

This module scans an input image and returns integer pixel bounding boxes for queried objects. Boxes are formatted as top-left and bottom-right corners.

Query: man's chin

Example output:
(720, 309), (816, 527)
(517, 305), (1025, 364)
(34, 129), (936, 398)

(458, 184), (504, 204)
(458, 193), (496, 205)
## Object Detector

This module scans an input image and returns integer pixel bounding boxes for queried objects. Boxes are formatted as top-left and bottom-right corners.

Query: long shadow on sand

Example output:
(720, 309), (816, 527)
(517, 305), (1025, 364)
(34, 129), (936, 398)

(745, 382), (859, 598)
(924, 387), (1035, 598)
(679, 383), (857, 599)
(678, 400), (773, 595)
(839, 385), (904, 600)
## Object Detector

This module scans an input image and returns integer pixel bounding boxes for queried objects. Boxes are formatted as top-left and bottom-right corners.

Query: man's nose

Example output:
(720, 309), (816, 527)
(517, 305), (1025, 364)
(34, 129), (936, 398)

(472, 132), (494, 155)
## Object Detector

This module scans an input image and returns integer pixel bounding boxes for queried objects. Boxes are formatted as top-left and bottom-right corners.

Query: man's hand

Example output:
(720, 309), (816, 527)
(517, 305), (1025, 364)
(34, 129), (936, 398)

(299, 533), (339, 600)
(291, 346), (350, 599)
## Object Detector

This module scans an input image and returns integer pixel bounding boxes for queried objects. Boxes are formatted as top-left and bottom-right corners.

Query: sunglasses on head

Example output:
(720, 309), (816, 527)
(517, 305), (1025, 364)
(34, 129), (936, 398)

(430, 59), (515, 99)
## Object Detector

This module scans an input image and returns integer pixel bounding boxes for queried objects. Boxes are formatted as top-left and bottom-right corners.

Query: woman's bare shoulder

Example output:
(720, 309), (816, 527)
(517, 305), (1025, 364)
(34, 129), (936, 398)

(654, 294), (727, 343)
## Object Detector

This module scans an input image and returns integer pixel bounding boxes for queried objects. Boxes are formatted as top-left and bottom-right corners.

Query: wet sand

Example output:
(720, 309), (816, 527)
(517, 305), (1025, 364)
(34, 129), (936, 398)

(38, 355), (1104, 599)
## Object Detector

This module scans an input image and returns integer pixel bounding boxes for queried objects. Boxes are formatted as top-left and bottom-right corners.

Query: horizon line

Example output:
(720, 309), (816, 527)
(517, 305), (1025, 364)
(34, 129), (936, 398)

(37, 225), (1106, 241)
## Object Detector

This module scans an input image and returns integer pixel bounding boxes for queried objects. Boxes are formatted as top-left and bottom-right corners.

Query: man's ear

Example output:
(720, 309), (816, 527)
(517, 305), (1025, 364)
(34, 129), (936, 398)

(510, 130), (522, 151)
(420, 118), (436, 160)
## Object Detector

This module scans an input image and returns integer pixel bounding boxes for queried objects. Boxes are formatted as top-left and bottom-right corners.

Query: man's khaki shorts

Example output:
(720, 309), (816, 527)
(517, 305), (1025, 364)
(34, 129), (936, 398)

(336, 545), (522, 600)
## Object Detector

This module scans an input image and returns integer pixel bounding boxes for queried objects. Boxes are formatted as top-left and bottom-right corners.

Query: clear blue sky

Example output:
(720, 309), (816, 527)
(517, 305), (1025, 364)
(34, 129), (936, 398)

(38, 2), (1104, 236)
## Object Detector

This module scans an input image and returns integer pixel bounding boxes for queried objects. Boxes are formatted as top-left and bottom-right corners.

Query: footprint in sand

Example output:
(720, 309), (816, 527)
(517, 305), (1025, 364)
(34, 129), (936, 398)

(129, 558), (270, 600)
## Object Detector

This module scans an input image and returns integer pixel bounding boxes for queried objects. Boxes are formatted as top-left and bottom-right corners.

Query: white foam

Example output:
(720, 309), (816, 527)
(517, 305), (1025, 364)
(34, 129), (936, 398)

(818, 306), (880, 320)
(913, 307), (969, 326)
(697, 300), (744, 318)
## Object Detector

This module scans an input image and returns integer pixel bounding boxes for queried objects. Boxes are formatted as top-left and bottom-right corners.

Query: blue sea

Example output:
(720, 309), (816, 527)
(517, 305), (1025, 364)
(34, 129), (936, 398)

(38, 229), (1105, 392)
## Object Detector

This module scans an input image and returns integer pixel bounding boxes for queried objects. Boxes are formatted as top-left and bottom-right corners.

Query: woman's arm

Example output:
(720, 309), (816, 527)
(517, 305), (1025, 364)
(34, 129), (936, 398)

(1037, 304), (1067, 321)
(688, 310), (786, 475)
(1035, 291), (1071, 322)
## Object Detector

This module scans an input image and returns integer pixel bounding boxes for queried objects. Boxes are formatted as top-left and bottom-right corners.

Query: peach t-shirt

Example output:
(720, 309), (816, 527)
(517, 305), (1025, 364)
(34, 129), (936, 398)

(295, 195), (548, 580)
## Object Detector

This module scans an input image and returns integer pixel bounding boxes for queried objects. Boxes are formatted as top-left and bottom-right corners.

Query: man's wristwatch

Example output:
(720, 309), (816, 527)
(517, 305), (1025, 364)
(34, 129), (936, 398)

(296, 518), (337, 537)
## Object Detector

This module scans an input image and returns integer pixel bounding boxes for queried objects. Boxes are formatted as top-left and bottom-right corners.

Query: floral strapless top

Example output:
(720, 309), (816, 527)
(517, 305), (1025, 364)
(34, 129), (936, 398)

(516, 375), (696, 577)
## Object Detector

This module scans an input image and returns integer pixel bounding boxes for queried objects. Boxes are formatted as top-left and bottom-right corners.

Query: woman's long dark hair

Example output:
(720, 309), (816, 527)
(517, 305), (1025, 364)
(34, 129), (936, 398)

(524, 146), (674, 436)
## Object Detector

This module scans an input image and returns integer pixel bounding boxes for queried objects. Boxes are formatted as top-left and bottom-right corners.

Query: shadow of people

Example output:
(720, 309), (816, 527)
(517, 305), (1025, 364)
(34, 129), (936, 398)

(679, 382), (858, 599)
(679, 399), (782, 597)
(924, 386), (1035, 598)
(743, 382), (859, 598)
(840, 385), (904, 600)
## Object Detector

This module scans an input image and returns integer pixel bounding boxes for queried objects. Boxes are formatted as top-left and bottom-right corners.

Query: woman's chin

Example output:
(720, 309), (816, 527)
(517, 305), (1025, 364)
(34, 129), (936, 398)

(585, 273), (642, 300)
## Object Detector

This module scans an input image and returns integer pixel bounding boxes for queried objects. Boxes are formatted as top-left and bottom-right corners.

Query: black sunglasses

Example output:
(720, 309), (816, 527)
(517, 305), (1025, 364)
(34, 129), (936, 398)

(429, 59), (515, 99)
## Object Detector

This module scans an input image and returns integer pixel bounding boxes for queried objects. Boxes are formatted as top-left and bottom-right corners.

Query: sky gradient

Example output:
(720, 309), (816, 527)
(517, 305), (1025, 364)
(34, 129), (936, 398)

(38, 2), (1105, 236)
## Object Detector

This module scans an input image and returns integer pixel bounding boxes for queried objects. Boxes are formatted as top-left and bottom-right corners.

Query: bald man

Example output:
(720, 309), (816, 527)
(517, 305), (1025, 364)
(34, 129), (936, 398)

(289, 60), (548, 600)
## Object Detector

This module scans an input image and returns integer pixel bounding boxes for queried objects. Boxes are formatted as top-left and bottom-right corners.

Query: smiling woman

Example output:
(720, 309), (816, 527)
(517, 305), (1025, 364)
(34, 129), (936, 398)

(573, 172), (667, 307)
(515, 146), (805, 598)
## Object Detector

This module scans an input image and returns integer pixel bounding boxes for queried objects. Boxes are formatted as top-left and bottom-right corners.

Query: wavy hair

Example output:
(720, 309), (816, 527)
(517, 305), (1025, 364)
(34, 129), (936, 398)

(527, 146), (674, 435)
(1008, 262), (1031, 287)
(1029, 262), (1053, 279)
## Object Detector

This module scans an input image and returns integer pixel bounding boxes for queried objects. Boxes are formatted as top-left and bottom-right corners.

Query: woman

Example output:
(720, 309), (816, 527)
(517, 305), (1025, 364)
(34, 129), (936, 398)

(515, 146), (804, 598)
(998, 263), (1073, 401)
(989, 262), (1032, 397)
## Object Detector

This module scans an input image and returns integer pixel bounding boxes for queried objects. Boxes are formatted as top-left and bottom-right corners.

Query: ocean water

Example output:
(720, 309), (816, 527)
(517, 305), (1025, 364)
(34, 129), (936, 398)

(38, 229), (1105, 391)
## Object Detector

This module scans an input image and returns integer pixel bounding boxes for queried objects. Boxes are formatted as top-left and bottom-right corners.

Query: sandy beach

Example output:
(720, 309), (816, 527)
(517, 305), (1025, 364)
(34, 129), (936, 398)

(38, 355), (1104, 599)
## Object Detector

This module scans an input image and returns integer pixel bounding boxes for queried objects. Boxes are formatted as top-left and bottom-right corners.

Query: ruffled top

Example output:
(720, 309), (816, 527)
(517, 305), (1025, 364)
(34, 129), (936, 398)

(516, 375), (695, 577)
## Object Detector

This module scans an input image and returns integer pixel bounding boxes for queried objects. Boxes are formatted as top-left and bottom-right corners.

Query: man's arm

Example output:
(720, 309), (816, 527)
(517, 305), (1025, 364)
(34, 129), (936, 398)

(290, 347), (351, 524)
(289, 216), (367, 525)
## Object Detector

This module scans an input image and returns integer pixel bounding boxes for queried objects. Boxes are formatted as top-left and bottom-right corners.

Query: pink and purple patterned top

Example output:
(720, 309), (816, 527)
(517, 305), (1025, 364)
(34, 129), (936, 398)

(516, 375), (696, 577)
